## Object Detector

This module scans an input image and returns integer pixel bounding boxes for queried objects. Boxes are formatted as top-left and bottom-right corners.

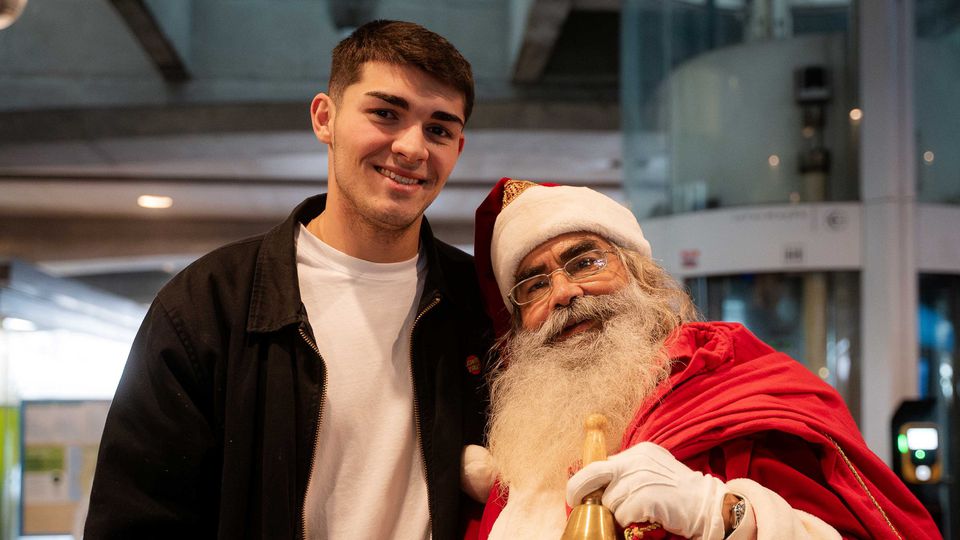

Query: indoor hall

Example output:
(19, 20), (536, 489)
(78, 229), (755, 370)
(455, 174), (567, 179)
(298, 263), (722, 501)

(1, 0), (957, 538)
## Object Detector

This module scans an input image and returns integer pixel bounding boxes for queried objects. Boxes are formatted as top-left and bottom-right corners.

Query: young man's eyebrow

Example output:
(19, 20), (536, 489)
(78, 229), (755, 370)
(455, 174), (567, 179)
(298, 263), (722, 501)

(432, 111), (464, 127)
(366, 91), (408, 109)
(365, 91), (464, 127)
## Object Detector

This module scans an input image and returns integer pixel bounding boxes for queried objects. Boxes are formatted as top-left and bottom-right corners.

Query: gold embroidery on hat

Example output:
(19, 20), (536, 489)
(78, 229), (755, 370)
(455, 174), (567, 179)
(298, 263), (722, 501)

(501, 179), (538, 209)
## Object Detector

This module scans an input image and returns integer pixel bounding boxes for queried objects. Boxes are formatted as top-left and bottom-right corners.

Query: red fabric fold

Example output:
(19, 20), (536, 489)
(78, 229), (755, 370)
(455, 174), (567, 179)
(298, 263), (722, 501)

(624, 322), (939, 540)
(472, 323), (941, 540)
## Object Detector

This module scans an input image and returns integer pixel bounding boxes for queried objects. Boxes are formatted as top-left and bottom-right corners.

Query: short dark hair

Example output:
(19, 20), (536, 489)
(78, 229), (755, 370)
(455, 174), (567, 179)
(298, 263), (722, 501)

(328, 20), (475, 122)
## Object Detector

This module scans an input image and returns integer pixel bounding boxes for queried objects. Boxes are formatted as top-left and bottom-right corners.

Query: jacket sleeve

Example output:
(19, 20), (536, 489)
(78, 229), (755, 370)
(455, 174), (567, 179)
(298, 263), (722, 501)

(84, 300), (220, 539)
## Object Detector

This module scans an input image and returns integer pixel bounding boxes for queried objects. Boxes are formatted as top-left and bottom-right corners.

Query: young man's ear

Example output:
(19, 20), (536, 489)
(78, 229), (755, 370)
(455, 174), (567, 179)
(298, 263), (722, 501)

(311, 93), (335, 144)
(458, 134), (466, 155)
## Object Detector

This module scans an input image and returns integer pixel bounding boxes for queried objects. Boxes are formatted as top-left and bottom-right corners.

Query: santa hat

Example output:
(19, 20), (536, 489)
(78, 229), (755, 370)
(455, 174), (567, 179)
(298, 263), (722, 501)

(474, 178), (651, 337)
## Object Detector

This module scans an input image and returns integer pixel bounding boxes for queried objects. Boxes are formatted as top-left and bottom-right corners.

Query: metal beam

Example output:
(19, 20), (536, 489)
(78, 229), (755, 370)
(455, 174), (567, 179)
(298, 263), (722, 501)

(572, 0), (621, 11)
(108, 0), (190, 82)
(513, 0), (574, 83)
(0, 100), (619, 143)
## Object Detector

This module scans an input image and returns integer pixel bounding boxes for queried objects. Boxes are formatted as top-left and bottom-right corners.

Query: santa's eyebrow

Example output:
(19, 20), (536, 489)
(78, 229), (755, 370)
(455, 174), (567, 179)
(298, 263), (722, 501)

(514, 239), (603, 284)
(516, 264), (548, 284)
(558, 240), (602, 262)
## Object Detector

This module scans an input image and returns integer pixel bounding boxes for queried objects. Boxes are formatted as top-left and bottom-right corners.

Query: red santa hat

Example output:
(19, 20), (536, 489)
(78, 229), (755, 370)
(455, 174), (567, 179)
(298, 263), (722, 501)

(475, 178), (651, 337)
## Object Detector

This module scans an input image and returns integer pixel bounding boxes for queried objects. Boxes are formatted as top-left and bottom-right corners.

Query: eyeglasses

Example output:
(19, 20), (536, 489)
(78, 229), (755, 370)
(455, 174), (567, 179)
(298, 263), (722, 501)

(508, 249), (618, 307)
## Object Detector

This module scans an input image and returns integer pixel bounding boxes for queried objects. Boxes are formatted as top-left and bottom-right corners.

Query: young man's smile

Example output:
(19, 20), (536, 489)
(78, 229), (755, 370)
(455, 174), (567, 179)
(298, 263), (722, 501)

(374, 165), (430, 187)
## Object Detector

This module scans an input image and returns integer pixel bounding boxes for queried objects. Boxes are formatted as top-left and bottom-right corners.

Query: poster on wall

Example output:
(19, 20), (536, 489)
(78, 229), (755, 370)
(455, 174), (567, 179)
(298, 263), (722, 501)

(20, 400), (110, 536)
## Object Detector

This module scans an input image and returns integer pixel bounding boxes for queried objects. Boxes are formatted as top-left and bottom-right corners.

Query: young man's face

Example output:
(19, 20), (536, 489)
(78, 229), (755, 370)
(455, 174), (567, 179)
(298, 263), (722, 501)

(312, 61), (466, 233)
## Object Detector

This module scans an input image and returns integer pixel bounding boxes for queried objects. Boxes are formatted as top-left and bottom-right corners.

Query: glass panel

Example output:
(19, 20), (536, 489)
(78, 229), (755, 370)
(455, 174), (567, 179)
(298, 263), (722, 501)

(622, 0), (859, 218)
(918, 274), (957, 401)
(917, 274), (958, 537)
(687, 271), (861, 422)
(0, 323), (22, 540)
(916, 0), (960, 204)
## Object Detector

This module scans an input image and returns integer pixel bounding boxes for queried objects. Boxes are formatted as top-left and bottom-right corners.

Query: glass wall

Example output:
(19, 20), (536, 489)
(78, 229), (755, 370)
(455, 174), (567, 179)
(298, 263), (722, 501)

(687, 271), (861, 421)
(916, 0), (960, 204)
(622, 0), (859, 218)
(918, 275), (958, 401)
(918, 274), (958, 537)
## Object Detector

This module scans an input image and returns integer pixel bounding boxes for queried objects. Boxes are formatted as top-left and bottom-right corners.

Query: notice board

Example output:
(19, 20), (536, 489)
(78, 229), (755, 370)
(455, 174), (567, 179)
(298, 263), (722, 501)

(20, 400), (110, 536)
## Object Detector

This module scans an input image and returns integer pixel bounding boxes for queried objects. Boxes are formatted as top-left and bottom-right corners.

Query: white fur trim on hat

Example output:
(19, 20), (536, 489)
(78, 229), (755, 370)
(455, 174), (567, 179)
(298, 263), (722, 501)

(491, 185), (651, 312)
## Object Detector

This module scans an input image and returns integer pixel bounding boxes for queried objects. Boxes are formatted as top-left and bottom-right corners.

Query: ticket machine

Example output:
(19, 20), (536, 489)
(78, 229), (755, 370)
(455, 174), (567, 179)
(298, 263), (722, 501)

(891, 399), (948, 536)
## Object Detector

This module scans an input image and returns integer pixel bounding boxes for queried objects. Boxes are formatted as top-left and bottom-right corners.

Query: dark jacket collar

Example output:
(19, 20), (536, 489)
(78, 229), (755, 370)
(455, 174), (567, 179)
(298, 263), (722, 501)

(246, 194), (462, 333)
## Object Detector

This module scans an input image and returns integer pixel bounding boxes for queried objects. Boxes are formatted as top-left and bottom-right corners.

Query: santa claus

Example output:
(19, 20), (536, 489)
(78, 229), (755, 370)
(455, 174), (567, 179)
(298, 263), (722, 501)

(460, 178), (940, 540)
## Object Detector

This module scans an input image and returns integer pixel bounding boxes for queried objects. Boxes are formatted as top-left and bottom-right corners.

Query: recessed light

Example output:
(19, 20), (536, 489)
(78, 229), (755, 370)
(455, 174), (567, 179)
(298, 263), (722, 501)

(2, 317), (37, 332)
(138, 195), (173, 209)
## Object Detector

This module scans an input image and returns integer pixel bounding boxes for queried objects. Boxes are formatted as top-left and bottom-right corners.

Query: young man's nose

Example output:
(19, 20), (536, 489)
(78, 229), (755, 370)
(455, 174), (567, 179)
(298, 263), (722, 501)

(392, 125), (429, 163)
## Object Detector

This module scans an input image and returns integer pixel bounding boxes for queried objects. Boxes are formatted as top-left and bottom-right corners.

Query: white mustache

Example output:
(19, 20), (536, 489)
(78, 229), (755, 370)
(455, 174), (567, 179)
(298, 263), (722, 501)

(529, 289), (631, 345)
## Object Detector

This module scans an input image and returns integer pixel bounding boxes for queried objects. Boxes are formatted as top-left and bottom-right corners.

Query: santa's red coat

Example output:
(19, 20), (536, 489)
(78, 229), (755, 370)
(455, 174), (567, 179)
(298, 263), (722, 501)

(471, 322), (940, 539)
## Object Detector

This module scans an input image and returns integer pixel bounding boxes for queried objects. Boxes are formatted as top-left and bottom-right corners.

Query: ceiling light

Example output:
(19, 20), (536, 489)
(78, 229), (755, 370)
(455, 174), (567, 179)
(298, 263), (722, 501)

(2, 317), (37, 332)
(138, 195), (173, 209)
(849, 108), (863, 122)
(0, 0), (28, 30)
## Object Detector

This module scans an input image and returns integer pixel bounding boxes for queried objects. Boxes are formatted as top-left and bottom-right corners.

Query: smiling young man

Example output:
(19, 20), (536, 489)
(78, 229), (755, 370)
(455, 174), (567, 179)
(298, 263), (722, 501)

(85, 21), (491, 539)
(461, 178), (940, 539)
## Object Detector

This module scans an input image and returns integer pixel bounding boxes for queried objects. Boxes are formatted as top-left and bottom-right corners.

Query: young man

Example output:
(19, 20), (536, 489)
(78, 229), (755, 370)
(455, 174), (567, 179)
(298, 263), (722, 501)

(85, 21), (491, 539)
(460, 178), (940, 539)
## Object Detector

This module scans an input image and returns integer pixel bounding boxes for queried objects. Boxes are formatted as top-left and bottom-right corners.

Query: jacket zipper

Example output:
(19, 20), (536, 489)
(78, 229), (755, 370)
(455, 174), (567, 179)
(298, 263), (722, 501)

(410, 294), (441, 537)
(299, 325), (327, 540)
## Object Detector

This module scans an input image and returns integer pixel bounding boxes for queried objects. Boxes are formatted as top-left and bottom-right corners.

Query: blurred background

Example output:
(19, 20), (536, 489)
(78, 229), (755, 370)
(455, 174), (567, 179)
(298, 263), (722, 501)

(0, 0), (958, 537)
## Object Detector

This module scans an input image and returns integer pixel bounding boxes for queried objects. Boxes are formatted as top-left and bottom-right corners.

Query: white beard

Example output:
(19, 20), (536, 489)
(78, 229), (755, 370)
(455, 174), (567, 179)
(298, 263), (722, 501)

(487, 281), (673, 499)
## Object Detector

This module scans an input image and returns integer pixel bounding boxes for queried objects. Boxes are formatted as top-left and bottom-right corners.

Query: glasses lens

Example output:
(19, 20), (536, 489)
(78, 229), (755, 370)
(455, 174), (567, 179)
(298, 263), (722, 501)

(510, 250), (612, 306)
(564, 250), (608, 279)
(512, 275), (551, 305)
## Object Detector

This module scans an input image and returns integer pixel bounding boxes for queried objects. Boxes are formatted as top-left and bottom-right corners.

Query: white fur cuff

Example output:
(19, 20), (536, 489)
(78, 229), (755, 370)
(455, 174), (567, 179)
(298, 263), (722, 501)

(461, 444), (497, 503)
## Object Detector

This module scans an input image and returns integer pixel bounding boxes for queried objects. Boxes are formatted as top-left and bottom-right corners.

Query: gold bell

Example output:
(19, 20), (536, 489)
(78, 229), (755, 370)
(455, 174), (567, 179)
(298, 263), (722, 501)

(559, 414), (618, 540)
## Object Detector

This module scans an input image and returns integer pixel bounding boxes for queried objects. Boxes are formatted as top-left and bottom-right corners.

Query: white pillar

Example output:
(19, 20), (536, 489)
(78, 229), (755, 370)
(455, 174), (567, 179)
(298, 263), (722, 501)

(859, 0), (918, 461)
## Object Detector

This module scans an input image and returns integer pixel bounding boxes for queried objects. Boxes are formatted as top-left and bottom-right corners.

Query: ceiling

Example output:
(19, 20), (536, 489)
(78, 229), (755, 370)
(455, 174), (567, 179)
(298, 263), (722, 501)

(0, 0), (624, 302)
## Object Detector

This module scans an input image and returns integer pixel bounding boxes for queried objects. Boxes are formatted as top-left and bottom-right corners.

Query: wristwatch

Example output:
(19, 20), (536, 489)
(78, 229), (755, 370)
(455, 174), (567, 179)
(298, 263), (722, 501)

(731, 497), (746, 530)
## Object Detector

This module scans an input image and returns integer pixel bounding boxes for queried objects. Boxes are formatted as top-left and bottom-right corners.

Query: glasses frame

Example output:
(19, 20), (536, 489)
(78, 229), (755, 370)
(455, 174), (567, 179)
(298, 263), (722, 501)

(508, 248), (620, 307)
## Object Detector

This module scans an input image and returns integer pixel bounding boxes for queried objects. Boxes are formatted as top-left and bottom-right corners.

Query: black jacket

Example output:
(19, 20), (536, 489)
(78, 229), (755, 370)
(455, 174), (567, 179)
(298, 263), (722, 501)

(85, 195), (491, 539)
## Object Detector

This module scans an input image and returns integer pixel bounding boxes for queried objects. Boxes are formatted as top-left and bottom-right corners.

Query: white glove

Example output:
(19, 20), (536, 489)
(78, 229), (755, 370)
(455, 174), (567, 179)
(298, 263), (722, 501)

(566, 442), (728, 540)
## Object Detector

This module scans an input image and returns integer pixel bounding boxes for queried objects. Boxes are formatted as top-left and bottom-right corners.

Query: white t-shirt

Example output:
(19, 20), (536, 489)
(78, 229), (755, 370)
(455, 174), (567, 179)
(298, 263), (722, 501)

(297, 224), (430, 539)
